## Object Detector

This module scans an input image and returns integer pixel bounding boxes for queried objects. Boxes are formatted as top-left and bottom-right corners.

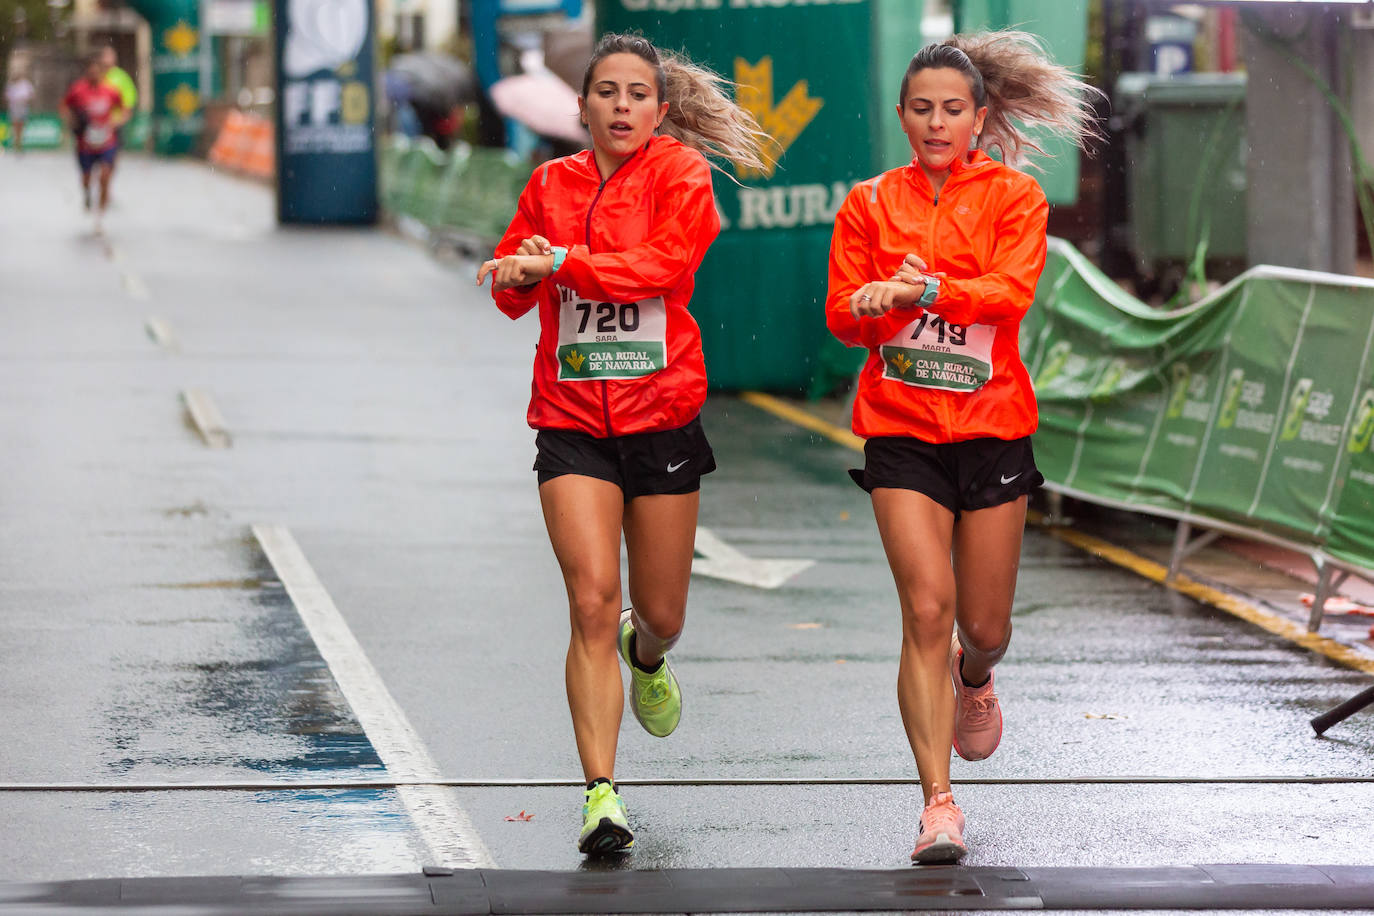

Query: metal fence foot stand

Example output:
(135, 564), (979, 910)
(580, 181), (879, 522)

(1040, 489), (1073, 527)
(1167, 520), (1221, 584)
(1307, 562), (1351, 632)
(1311, 684), (1374, 736)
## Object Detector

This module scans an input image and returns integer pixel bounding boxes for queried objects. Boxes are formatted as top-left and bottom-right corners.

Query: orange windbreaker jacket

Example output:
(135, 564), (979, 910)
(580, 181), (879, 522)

(827, 150), (1049, 443)
(492, 135), (720, 437)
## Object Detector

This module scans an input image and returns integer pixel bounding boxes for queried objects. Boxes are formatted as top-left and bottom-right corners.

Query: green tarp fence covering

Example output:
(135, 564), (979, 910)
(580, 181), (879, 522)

(380, 135), (532, 246)
(1027, 237), (1374, 573)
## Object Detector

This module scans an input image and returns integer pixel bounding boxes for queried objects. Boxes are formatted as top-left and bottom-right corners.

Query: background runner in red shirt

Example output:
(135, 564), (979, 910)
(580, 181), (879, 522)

(60, 53), (127, 222)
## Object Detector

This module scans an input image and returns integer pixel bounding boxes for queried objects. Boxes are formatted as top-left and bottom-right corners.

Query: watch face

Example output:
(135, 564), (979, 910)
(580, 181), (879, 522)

(920, 276), (939, 304)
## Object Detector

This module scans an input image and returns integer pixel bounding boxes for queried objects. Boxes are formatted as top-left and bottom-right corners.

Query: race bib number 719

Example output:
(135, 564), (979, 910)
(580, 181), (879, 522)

(556, 285), (667, 381)
(879, 313), (995, 392)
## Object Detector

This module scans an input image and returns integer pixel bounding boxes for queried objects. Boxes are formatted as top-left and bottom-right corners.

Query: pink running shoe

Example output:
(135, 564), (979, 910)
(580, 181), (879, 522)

(911, 791), (967, 864)
(949, 632), (1003, 761)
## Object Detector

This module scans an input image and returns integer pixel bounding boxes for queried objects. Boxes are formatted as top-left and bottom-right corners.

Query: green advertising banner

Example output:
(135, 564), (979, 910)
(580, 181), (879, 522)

(596, 0), (883, 393)
(1027, 238), (1374, 573)
(126, 0), (204, 154)
(0, 114), (65, 149)
(151, 6), (204, 154)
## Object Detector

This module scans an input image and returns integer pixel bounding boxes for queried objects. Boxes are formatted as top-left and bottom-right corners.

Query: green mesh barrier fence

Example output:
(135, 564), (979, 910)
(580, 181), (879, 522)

(1027, 237), (1374, 574)
(380, 136), (532, 246)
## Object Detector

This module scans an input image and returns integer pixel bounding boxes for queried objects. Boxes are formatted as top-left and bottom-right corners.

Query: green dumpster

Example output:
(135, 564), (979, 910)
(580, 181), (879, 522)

(1114, 72), (1248, 280)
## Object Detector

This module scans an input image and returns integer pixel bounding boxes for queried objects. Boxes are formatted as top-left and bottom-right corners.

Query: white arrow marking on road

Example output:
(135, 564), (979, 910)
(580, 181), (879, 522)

(692, 526), (814, 590)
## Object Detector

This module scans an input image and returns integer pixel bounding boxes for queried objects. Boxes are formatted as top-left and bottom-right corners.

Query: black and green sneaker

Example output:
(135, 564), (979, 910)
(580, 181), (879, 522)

(578, 780), (634, 855)
(618, 609), (682, 737)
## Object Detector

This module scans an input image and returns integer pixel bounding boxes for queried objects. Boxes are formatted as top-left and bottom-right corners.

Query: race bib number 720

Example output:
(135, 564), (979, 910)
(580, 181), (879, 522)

(556, 285), (667, 381)
(879, 313), (995, 392)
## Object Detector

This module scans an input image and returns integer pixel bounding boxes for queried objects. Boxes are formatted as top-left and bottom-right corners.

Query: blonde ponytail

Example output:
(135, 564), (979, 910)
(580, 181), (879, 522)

(581, 33), (772, 176)
(658, 51), (771, 175)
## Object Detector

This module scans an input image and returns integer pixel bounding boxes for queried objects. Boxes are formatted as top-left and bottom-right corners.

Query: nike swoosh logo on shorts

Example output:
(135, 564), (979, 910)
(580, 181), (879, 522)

(667, 459), (690, 473)
(1000, 472), (1022, 485)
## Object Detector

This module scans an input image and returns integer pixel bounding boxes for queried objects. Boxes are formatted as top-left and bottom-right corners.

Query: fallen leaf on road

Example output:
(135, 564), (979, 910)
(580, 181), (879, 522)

(504, 811), (534, 822)
(1084, 713), (1128, 720)
(791, 622), (823, 629)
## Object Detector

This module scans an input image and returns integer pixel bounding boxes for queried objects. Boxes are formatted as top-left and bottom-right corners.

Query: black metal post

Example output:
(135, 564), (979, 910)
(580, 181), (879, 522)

(1311, 684), (1374, 736)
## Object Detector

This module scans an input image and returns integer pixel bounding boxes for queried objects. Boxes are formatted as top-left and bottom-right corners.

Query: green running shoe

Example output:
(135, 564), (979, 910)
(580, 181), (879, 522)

(578, 781), (633, 854)
(618, 609), (681, 737)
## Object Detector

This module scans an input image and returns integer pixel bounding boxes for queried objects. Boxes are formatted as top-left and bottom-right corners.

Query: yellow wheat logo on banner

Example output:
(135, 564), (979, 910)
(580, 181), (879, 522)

(166, 84), (200, 118)
(734, 57), (822, 181)
(164, 21), (199, 57)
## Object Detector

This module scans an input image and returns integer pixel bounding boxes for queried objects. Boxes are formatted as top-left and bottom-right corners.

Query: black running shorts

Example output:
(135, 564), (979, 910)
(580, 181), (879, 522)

(849, 435), (1043, 518)
(534, 416), (716, 501)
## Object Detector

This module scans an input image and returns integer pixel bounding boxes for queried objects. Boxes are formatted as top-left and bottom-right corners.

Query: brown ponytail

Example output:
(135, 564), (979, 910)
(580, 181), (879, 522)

(902, 30), (1102, 167)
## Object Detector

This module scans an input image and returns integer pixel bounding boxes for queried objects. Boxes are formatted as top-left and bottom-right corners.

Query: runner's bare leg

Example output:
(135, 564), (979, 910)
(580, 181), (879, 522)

(872, 487), (957, 803)
(952, 497), (1026, 685)
(623, 491), (698, 665)
(541, 474), (626, 782)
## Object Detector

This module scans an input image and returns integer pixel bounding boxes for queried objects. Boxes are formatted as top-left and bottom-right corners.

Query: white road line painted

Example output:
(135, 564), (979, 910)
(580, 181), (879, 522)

(145, 317), (179, 350)
(180, 388), (232, 449)
(693, 526), (814, 590)
(251, 525), (495, 869)
(102, 240), (150, 300)
(121, 270), (151, 301)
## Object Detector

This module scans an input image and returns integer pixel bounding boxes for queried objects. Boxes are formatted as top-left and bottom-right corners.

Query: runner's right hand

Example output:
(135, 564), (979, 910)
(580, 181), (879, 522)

(476, 254), (554, 291)
(850, 280), (921, 319)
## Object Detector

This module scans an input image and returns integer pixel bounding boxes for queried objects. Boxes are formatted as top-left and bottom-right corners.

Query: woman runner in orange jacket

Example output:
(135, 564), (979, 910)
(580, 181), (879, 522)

(826, 32), (1099, 864)
(478, 33), (768, 856)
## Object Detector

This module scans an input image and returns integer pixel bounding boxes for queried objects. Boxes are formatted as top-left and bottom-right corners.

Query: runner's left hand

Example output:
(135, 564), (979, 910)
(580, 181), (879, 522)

(891, 253), (927, 286)
(517, 235), (553, 256)
(892, 253), (928, 282)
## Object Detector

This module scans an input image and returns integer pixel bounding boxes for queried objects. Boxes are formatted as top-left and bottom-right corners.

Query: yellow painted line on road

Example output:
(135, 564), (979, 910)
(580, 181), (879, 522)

(741, 391), (864, 452)
(1043, 524), (1374, 675)
(740, 392), (1374, 676)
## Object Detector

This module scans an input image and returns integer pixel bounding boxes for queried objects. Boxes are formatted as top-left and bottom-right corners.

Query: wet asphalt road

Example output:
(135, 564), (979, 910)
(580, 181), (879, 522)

(2, 153), (1373, 897)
